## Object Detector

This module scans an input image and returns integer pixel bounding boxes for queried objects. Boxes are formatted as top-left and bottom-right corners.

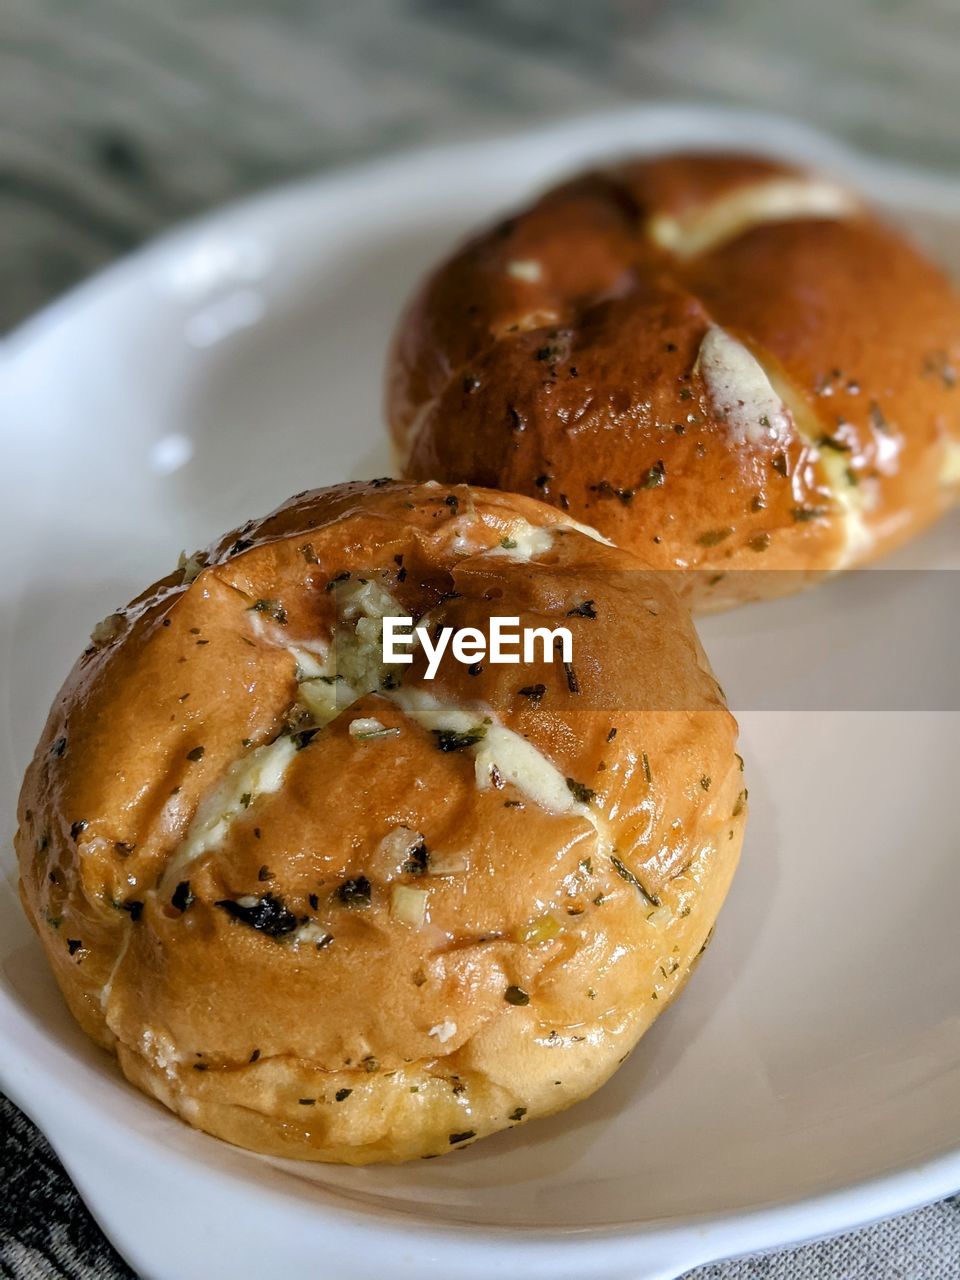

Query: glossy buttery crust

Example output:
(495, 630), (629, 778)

(387, 152), (960, 609)
(16, 480), (745, 1163)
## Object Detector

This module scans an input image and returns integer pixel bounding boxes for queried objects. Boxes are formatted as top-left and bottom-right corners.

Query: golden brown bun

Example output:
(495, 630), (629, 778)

(16, 480), (745, 1163)
(387, 152), (960, 609)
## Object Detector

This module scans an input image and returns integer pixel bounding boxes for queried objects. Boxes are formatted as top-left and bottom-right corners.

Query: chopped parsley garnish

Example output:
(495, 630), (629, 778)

(248, 598), (288, 625)
(171, 881), (194, 913)
(818, 434), (851, 453)
(402, 839), (430, 876)
(186, 746), (205, 762)
(334, 876), (372, 908)
(432, 726), (487, 752)
(504, 985), (530, 1006)
(335, 1088), (352, 1102)
(566, 777), (596, 805)
(508, 1107), (527, 1122)
(566, 600), (597, 618)
(697, 527), (733, 547)
(869, 401), (891, 433)
(215, 893), (297, 937)
(610, 856), (660, 908)
(640, 459), (666, 489)
(518, 683), (546, 702)
(449, 1130), (476, 1145)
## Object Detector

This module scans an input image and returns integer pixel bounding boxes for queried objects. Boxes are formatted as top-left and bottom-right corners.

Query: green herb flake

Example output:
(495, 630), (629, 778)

(818, 434), (851, 453)
(640, 459), (666, 489)
(566, 599), (597, 618)
(215, 893), (297, 937)
(402, 840), (430, 876)
(566, 777), (596, 805)
(449, 1130), (476, 1145)
(335, 1088), (353, 1102)
(248, 598), (288, 625)
(869, 401), (891, 433)
(610, 856), (659, 908)
(697, 527), (733, 547)
(334, 876), (372, 908)
(508, 1107), (527, 1122)
(432, 727), (487, 752)
(504, 985), (530, 1006)
(171, 880), (194, 913)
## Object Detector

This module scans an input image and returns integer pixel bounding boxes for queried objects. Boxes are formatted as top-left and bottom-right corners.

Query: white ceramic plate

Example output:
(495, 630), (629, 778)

(1, 106), (958, 1280)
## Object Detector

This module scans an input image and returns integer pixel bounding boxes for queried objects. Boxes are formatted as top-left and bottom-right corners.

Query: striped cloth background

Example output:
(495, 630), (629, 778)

(2, 2), (959, 1276)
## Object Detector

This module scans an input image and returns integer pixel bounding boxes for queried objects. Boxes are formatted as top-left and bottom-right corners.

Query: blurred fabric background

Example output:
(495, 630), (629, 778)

(3, 0), (960, 332)
(2, 2), (960, 1278)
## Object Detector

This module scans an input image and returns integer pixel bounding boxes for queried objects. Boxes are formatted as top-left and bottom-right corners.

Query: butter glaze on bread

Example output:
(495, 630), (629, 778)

(16, 480), (744, 1163)
(387, 152), (960, 609)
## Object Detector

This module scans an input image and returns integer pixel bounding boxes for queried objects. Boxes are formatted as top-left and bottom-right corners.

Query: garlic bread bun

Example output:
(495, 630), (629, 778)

(16, 480), (745, 1163)
(387, 153), (960, 609)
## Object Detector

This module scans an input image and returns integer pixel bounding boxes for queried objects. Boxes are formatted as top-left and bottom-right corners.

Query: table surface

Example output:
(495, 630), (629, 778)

(2, 1), (959, 1277)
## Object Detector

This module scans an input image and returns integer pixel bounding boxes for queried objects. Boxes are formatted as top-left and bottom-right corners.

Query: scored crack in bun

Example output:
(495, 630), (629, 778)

(387, 152), (960, 610)
(16, 480), (745, 1163)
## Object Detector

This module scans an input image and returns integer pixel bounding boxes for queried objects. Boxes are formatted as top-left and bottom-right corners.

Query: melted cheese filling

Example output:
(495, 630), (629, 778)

(648, 177), (857, 260)
(697, 326), (790, 445)
(388, 685), (591, 821)
(941, 439), (960, 488)
(165, 525), (612, 879)
(164, 736), (299, 885)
